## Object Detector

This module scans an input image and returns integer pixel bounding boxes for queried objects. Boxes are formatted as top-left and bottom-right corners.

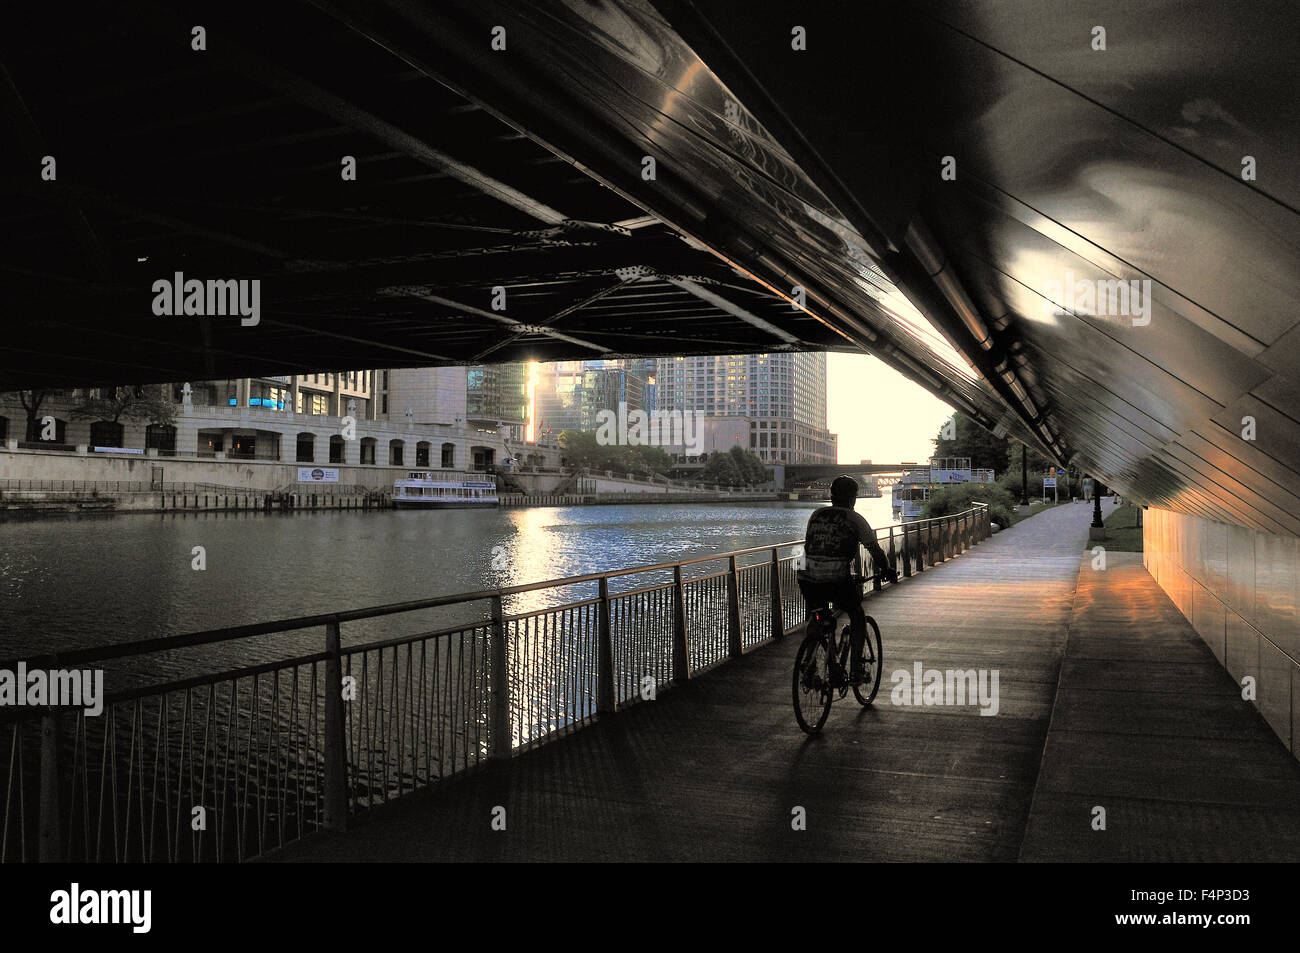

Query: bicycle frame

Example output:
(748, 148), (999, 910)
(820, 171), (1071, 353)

(806, 607), (852, 686)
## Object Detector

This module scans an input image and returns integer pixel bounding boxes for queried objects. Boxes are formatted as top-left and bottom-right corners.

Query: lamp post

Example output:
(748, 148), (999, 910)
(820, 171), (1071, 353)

(1020, 443), (1029, 507)
(1089, 473), (1106, 539)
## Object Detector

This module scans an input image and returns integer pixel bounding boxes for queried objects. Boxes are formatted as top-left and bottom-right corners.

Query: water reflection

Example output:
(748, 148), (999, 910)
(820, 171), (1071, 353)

(0, 498), (897, 685)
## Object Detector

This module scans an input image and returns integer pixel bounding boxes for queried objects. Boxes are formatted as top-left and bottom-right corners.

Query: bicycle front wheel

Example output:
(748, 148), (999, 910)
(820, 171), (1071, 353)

(793, 633), (833, 733)
(852, 616), (884, 706)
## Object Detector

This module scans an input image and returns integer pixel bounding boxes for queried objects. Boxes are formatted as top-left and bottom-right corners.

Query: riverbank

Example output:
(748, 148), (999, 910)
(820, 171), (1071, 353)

(0, 483), (782, 518)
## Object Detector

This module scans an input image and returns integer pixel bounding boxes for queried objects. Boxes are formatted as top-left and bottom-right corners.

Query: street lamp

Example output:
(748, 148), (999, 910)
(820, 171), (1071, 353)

(1020, 443), (1029, 507)
(1089, 473), (1106, 539)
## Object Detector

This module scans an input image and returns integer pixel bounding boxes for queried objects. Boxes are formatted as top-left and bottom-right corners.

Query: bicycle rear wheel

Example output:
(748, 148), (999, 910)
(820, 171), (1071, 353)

(852, 616), (883, 706)
(793, 631), (833, 733)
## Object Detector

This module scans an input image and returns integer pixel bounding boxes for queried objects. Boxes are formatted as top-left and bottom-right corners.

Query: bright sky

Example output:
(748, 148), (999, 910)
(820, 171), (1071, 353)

(826, 352), (954, 465)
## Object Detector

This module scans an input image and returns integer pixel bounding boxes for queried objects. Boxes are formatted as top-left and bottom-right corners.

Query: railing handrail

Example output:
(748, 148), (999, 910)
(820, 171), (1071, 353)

(0, 504), (988, 674)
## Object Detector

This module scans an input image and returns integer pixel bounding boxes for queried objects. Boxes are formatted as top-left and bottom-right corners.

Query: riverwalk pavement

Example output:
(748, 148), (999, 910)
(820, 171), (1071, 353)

(267, 500), (1300, 862)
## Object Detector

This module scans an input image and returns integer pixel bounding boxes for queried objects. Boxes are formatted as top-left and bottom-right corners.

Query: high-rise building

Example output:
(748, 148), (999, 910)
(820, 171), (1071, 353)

(655, 353), (836, 464)
(466, 364), (528, 438)
(379, 367), (467, 428)
(534, 359), (649, 436)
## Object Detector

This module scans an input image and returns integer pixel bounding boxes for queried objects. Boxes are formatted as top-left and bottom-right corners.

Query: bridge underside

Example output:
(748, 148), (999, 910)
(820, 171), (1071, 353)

(3, 1), (1298, 534)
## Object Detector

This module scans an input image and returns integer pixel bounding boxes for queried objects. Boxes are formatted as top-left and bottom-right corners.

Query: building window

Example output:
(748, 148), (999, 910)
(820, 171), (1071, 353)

(441, 442), (455, 468)
(145, 424), (176, 453)
(90, 420), (124, 448)
(381, 394), (388, 414)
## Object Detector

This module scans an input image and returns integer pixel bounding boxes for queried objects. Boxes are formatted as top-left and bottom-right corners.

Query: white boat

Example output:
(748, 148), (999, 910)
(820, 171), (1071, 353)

(890, 457), (995, 521)
(393, 472), (499, 508)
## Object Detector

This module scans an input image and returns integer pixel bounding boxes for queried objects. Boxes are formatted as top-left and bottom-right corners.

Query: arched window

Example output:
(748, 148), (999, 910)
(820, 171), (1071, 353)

(329, 435), (344, 463)
(296, 432), (316, 463)
(89, 420), (124, 449)
(440, 442), (455, 468)
(389, 439), (404, 466)
(26, 416), (66, 444)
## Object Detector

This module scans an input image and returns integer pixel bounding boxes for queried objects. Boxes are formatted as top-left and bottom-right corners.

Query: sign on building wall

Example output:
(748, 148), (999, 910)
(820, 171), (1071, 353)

(298, 467), (339, 483)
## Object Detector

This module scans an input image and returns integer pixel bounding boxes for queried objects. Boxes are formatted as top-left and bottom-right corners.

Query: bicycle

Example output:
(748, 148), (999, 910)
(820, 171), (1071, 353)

(792, 573), (885, 734)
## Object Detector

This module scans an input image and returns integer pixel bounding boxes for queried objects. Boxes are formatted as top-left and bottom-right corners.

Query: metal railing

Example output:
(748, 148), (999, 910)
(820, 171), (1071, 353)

(0, 480), (264, 496)
(0, 504), (989, 862)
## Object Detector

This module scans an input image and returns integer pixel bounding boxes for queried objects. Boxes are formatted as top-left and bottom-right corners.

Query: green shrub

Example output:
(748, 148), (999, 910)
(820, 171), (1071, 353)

(996, 469), (1076, 502)
(921, 482), (1016, 528)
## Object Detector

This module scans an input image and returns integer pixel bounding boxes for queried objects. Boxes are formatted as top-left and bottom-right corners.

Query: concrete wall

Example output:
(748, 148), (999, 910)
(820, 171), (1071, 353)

(1145, 507), (1299, 758)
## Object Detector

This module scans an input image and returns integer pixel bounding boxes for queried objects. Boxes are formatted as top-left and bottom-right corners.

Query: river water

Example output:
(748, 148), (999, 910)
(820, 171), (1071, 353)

(0, 496), (897, 680)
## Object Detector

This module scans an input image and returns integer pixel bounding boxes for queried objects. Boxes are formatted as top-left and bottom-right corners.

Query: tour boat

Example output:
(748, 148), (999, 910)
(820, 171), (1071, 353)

(392, 472), (499, 508)
(890, 457), (995, 521)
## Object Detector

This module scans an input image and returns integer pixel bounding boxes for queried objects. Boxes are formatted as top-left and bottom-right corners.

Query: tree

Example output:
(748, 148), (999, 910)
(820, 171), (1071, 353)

(700, 445), (769, 486)
(931, 411), (1009, 473)
(625, 443), (672, 477)
(559, 430), (605, 470)
(69, 385), (177, 427)
(16, 389), (51, 441)
(922, 481), (1017, 529)
(558, 430), (673, 477)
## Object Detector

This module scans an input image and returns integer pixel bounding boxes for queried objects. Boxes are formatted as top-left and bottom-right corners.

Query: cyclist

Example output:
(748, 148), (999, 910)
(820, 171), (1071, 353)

(797, 475), (898, 684)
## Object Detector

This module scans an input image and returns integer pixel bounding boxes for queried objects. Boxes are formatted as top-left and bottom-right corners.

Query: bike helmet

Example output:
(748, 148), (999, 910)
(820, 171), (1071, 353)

(830, 475), (859, 505)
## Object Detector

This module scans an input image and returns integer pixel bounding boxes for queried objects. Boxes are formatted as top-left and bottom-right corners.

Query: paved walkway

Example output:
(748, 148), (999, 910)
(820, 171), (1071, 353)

(1019, 551), (1300, 861)
(267, 500), (1300, 862)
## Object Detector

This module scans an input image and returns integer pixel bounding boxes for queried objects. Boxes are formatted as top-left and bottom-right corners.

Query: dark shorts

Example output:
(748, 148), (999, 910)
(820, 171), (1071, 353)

(797, 577), (866, 630)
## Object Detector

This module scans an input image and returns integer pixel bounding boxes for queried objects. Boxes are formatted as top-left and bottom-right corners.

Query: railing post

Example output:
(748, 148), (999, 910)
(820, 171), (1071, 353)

(769, 548), (785, 639)
(38, 711), (63, 862)
(597, 577), (616, 714)
(323, 617), (348, 832)
(672, 565), (690, 682)
(489, 593), (512, 760)
(930, 523), (939, 566)
(872, 534), (883, 591)
(887, 527), (898, 579)
(727, 555), (743, 659)
(902, 524), (912, 577)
